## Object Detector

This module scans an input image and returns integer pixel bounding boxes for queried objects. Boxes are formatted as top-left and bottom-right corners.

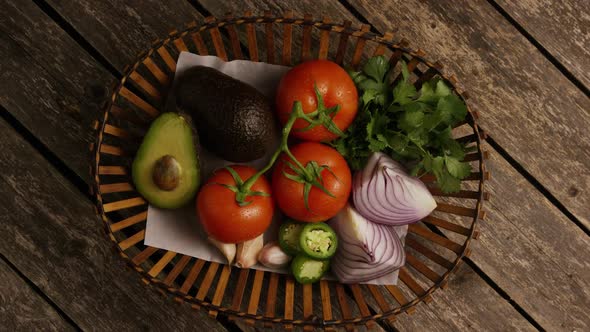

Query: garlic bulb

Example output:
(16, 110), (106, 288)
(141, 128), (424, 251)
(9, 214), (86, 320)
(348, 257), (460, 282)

(208, 237), (236, 264)
(257, 241), (291, 268)
(235, 234), (264, 268)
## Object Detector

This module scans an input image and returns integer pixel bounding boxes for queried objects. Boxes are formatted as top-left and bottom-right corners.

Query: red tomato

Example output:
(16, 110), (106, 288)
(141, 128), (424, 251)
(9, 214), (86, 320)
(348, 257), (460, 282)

(276, 60), (358, 142)
(272, 142), (351, 222)
(197, 165), (273, 243)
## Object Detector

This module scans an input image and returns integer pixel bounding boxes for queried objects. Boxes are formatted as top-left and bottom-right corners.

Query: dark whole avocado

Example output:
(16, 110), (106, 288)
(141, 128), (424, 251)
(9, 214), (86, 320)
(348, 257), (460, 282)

(175, 66), (278, 162)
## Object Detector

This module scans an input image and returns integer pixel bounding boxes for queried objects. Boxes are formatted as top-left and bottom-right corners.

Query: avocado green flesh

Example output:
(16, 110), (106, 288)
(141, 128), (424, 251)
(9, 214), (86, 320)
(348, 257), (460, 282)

(132, 113), (200, 209)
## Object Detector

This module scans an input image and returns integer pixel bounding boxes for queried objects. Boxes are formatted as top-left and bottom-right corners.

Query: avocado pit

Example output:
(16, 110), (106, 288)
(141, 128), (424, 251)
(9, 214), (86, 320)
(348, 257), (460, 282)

(152, 155), (181, 191)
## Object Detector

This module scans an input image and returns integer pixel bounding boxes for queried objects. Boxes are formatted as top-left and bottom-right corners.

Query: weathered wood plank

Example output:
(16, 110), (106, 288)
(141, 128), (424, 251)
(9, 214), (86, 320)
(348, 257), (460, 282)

(0, 259), (76, 332)
(347, 0), (590, 234)
(0, 119), (228, 331)
(0, 0), (206, 184)
(494, 0), (590, 87)
(460, 144), (590, 331)
(392, 264), (535, 331)
(44, 0), (202, 72)
(0, 0), (112, 181)
(2, 1), (588, 330)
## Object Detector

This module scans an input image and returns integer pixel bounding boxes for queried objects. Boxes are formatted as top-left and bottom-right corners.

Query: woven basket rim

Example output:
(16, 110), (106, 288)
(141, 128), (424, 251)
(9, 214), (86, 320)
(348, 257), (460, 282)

(90, 14), (486, 326)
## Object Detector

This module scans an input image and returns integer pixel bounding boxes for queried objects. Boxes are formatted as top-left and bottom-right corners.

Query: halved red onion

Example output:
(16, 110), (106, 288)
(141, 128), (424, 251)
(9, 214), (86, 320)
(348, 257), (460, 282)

(353, 152), (436, 226)
(330, 204), (405, 283)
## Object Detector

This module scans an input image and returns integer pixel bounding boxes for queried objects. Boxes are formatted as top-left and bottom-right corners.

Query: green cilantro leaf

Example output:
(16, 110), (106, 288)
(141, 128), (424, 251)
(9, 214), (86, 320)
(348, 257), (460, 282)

(363, 56), (390, 83)
(437, 171), (462, 193)
(417, 80), (438, 105)
(392, 79), (417, 105)
(436, 94), (467, 126)
(445, 156), (472, 179)
(335, 57), (471, 192)
(399, 110), (425, 132)
(435, 79), (452, 98)
(379, 132), (408, 152)
(392, 61), (417, 105)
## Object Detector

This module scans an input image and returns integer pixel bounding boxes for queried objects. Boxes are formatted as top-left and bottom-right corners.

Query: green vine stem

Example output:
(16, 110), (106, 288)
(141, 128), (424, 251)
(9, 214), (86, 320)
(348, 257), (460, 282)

(224, 101), (335, 207)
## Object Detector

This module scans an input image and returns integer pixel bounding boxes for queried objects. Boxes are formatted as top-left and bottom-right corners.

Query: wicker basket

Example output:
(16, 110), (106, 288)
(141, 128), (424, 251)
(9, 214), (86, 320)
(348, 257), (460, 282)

(90, 11), (488, 330)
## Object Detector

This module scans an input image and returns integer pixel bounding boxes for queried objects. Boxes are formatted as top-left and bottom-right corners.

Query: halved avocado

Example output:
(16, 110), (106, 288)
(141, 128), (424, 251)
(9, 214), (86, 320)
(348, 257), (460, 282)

(132, 112), (200, 209)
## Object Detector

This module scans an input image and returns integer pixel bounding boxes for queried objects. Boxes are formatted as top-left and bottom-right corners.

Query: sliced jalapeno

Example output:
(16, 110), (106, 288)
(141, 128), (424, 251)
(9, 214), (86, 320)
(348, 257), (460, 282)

(278, 220), (305, 255)
(291, 254), (330, 284)
(299, 222), (338, 260)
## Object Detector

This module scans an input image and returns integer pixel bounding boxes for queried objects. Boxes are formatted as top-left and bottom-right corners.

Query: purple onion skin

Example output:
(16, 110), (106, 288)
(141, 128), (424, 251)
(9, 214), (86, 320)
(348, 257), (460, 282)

(352, 152), (437, 226)
(330, 204), (405, 283)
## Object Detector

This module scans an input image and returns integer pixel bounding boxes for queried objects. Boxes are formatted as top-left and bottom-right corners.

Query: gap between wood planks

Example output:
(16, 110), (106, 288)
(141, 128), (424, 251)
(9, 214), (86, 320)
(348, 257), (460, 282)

(483, 0), (590, 98)
(421, 222), (546, 332)
(5, 0), (581, 330)
(0, 253), (82, 331)
(0, 105), (246, 332)
(3, 3), (241, 332)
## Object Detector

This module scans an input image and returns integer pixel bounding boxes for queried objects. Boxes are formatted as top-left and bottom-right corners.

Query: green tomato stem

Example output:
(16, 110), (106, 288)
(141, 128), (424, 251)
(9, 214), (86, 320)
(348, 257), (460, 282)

(240, 101), (305, 191)
(230, 101), (336, 207)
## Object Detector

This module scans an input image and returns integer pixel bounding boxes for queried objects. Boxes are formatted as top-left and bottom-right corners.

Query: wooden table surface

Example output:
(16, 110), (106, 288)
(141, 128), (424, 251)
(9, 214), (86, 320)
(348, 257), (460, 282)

(1, 0), (588, 331)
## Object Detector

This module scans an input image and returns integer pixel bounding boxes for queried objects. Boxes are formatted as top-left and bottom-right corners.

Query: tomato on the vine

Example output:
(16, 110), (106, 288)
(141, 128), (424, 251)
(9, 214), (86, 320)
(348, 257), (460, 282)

(272, 142), (352, 222)
(197, 165), (273, 243)
(276, 60), (358, 142)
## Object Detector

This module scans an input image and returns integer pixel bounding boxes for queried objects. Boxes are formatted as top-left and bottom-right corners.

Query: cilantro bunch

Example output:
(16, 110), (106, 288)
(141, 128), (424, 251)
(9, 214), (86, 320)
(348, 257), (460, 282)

(332, 56), (473, 193)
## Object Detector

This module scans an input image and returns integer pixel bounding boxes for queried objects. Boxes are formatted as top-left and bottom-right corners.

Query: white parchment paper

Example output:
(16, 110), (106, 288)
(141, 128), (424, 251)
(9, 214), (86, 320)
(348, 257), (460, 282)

(145, 52), (407, 284)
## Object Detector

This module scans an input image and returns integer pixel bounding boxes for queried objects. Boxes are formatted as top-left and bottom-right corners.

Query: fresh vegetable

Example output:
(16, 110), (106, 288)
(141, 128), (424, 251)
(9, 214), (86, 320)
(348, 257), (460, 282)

(330, 204), (405, 283)
(272, 142), (352, 222)
(299, 223), (338, 260)
(176, 66), (278, 162)
(257, 241), (292, 268)
(278, 220), (305, 255)
(332, 56), (472, 192)
(208, 237), (236, 264)
(197, 165), (273, 243)
(276, 60), (358, 142)
(236, 234), (264, 268)
(132, 113), (200, 209)
(198, 101), (345, 246)
(291, 254), (331, 284)
(353, 152), (437, 225)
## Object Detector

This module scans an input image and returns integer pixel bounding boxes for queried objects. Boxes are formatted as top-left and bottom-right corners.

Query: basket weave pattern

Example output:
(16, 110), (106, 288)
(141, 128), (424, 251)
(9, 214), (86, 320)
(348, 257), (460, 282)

(90, 12), (487, 329)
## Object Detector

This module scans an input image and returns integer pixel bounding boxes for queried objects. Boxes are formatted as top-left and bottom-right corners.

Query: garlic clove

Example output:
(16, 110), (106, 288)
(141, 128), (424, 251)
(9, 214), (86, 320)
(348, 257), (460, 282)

(235, 234), (264, 268)
(257, 241), (292, 269)
(208, 237), (236, 264)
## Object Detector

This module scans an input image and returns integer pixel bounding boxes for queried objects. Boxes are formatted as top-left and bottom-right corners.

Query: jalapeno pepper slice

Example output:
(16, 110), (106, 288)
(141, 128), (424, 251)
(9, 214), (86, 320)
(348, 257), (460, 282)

(278, 220), (305, 256)
(291, 254), (330, 284)
(299, 222), (338, 260)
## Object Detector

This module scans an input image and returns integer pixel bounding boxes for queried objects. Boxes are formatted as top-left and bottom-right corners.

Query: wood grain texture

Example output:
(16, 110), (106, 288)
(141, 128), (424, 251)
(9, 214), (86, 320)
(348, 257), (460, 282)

(347, 0), (590, 228)
(0, 119), (227, 331)
(44, 0), (202, 72)
(0, 0), (112, 181)
(0, 259), (76, 332)
(392, 264), (535, 331)
(1, 0), (586, 330)
(462, 144), (590, 331)
(495, 0), (590, 87)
